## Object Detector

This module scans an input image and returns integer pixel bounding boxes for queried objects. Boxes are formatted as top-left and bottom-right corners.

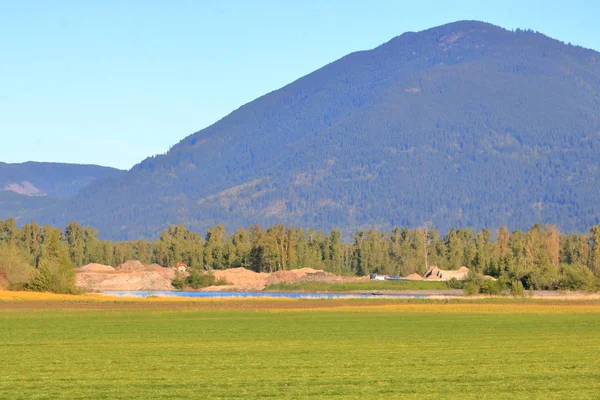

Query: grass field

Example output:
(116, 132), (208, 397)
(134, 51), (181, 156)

(264, 279), (450, 292)
(1, 294), (600, 399)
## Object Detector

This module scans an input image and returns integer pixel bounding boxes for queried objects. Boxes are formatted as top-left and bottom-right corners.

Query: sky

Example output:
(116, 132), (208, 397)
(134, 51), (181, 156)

(1, 0), (599, 170)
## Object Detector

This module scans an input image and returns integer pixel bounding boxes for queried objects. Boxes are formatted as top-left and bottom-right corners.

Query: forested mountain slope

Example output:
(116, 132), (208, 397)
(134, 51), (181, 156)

(0, 162), (122, 221)
(28, 21), (600, 239)
(0, 162), (122, 197)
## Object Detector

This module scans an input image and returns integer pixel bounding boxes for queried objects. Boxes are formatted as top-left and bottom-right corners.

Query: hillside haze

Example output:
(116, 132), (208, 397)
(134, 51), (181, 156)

(29, 21), (600, 239)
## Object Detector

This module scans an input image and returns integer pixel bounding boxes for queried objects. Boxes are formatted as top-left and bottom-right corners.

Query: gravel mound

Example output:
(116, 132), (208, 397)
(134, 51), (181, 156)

(79, 263), (116, 273)
(117, 260), (145, 271)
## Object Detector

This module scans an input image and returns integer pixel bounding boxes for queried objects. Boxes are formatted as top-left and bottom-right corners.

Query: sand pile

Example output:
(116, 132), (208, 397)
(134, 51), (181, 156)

(265, 268), (320, 284)
(76, 270), (174, 291)
(77, 262), (369, 292)
(205, 267), (356, 291)
(422, 266), (470, 281)
(78, 263), (115, 273)
(76, 261), (176, 291)
(294, 271), (348, 284)
(405, 273), (424, 280)
(117, 260), (145, 271)
(212, 267), (270, 287)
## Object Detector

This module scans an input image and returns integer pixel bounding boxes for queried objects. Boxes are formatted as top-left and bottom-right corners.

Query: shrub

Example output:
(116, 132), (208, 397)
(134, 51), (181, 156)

(446, 278), (463, 289)
(172, 270), (229, 290)
(463, 280), (480, 296)
(0, 243), (34, 290)
(172, 271), (185, 290)
(27, 229), (77, 294)
(558, 264), (595, 291)
(510, 280), (525, 297)
(480, 279), (506, 296)
(462, 271), (484, 295)
(528, 263), (560, 290)
(28, 259), (77, 294)
(185, 270), (215, 289)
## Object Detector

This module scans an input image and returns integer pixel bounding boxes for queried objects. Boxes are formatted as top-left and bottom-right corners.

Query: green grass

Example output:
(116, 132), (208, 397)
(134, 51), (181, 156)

(264, 279), (450, 292)
(1, 303), (600, 399)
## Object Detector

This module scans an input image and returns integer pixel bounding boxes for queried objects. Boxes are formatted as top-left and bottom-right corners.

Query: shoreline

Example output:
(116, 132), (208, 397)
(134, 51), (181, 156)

(2, 289), (600, 303)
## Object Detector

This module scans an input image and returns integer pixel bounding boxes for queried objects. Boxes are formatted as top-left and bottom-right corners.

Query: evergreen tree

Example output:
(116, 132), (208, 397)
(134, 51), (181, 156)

(29, 228), (76, 293)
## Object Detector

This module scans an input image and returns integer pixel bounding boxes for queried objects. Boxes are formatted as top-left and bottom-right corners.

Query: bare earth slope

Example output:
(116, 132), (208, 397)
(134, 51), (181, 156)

(76, 262), (176, 291)
(76, 263), (360, 292)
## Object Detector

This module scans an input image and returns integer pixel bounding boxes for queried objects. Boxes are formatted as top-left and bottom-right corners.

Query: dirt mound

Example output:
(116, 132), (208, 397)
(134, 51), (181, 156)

(76, 270), (174, 291)
(212, 268), (270, 288)
(265, 268), (321, 284)
(76, 261), (176, 291)
(423, 266), (469, 281)
(79, 263), (115, 273)
(117, 260), (145, 271)
(143, 264), (173, 275)
(294, 270), (347, 284)
(76, 263), (357, 292)
(405, 273), (424, 280)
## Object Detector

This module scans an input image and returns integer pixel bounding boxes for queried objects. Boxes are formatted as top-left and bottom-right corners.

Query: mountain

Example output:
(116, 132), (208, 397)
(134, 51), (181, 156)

(0, 162), (123, 220)
(25, 21), (600, 239)
(0, 162), (123, 198)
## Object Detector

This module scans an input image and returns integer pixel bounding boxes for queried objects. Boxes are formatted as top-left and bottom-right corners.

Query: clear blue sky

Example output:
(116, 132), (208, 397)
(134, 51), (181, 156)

(1, 0), (599, 170)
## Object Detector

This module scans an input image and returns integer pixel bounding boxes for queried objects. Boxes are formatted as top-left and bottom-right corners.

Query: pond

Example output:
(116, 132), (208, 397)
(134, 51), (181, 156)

(102, 291), (432, 299)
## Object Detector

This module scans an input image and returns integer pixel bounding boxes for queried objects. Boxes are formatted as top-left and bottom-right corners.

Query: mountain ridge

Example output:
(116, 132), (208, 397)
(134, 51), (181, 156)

(19, 20), (600, 239)
(0, 162), (123, 221)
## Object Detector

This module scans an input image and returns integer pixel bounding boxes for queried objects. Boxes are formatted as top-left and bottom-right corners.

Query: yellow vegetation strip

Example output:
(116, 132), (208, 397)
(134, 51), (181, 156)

(0, 290), (293, 303)
(1, 291), (600, 315)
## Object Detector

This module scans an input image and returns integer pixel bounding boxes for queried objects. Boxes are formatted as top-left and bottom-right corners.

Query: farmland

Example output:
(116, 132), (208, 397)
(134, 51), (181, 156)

(1, 295), (600, 399)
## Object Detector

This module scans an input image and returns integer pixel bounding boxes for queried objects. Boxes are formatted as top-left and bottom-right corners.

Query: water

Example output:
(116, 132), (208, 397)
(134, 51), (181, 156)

(102, 291), (431, 299)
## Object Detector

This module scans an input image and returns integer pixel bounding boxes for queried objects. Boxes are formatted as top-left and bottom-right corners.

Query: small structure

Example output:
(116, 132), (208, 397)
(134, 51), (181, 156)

(175, 262), (188, 272)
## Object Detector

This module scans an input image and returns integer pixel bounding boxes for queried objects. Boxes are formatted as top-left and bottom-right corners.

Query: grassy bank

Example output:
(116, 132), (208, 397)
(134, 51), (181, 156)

(1, 300), (600, 399)
(264, 280), (450, 292)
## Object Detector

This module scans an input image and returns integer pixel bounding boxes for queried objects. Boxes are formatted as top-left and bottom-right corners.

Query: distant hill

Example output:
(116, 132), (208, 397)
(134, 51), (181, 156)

(0, 191), (61, 221)
(0, 162), (122, 198)
(0, 162), (122, 221)
(25, 21), (600, 239)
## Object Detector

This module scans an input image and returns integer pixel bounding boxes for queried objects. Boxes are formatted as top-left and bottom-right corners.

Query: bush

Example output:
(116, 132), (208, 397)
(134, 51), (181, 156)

(558, 265), (595, 291)
(184, 270), (228, 290)
(528, 263), (560, 290)
(463, 280), (480, 296)
(186, 270), (215, 289)
(510, 280), (525, 297)
(0, 243), (34, 290)
(480, 279), (506, 296)
(28, 259), (77, 294)
(171, 269), (229, 290)
(27, 229), (77, 294)
(446, 278), (463, 289)
(172, 271), (185, 290)
(462, 271), (484, 295)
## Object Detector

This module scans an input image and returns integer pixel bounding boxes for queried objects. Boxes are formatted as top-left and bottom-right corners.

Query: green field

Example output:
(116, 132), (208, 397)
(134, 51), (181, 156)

(264, 280), (450, 292)
(1, 300), (600, 399)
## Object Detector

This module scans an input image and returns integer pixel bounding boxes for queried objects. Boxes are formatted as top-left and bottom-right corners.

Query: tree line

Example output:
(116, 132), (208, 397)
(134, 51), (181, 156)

(0, 218), (599, 292)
